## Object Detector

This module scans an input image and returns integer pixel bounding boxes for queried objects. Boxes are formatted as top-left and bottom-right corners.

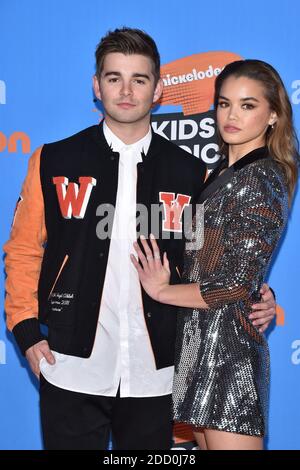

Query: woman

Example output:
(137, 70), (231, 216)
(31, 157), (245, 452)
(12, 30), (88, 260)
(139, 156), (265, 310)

(131, 60), (299, 450)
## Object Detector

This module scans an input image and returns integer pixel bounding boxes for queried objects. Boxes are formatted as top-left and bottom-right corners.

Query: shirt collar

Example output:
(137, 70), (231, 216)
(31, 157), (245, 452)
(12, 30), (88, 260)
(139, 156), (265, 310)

(103, 121), (152, 159)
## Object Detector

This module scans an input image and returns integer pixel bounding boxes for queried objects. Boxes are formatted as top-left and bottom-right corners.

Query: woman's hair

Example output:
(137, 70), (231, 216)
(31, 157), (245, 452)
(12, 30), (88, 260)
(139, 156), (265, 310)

(214, 59), (299, 204)
(95, 27), (160, 84)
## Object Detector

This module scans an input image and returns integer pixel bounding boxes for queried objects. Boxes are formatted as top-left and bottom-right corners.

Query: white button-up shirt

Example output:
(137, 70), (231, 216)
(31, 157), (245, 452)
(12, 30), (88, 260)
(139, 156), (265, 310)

(40, 121), (174, 397)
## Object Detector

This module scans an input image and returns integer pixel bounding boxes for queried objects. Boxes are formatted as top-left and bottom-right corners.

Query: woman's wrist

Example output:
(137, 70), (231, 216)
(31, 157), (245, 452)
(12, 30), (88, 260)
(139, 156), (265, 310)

(157, 284), (172, 304)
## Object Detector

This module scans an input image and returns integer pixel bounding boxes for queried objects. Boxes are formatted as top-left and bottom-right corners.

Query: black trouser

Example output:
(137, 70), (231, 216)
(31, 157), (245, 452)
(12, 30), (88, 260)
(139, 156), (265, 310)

(39, 374), (173, 450)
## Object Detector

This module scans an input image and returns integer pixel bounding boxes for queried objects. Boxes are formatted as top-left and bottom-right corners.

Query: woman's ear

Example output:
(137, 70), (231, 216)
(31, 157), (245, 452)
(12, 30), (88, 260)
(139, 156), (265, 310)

(269, 111), (278, 126)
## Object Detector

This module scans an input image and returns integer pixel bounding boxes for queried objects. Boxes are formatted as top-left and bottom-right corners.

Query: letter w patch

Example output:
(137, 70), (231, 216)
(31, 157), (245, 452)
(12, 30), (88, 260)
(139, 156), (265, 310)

(53, 176), (97, 219)
(159, 192), (191, 232)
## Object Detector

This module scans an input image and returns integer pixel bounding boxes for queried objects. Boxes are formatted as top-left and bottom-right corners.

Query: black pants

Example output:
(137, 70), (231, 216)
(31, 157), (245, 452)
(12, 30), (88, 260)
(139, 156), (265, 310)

(39, 375), (173, 450)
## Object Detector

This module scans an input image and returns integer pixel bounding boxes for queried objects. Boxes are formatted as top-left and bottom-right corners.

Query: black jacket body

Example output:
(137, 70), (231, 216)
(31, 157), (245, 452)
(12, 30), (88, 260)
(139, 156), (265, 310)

(14, 123), (206, 369)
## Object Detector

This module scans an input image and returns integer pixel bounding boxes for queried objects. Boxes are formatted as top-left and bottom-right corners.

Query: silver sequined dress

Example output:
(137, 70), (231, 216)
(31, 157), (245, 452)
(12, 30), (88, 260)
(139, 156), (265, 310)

(173, 147), (289, 436)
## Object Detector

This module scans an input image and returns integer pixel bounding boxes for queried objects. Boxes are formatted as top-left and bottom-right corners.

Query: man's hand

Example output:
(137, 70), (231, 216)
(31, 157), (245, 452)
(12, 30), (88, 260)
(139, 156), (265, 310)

(249, 283), (276, 333)
(25, 340), (55, 379)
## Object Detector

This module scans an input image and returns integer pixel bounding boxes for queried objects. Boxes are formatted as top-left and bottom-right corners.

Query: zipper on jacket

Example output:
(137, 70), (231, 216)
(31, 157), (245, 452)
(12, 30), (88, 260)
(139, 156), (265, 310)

(48, 254), (69, 299)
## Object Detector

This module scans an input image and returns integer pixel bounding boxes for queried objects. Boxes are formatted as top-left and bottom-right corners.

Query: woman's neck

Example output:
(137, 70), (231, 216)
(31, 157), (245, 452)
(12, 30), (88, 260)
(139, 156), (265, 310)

(228, 141), (266, 166)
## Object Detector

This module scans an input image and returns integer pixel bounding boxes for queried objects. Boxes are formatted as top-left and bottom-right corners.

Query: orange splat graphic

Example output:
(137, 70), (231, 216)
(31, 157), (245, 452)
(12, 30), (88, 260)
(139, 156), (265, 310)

(159, 51), (242, 115)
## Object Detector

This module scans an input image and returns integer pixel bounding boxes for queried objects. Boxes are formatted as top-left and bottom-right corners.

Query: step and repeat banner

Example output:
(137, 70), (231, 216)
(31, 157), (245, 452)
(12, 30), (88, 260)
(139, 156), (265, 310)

(0, 0), (299, 450)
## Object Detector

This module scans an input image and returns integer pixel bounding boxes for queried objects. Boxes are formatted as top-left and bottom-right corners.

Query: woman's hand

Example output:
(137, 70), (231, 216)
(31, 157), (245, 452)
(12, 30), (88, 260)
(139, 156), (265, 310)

(131, 234), (170, 302)
(131, 234), (207, 309)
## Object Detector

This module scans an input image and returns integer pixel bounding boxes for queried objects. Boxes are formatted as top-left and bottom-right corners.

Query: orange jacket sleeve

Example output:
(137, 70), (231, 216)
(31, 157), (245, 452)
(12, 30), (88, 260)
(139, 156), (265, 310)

(3, 146), (47, 332)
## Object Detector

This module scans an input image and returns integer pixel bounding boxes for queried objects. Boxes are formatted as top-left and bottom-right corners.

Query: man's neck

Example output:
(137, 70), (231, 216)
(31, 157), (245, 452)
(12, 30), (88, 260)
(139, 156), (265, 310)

(104, 117), (151, 145)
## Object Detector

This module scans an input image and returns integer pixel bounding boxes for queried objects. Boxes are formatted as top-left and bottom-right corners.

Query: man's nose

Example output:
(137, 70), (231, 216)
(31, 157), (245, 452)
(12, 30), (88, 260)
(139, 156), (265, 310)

(120, 81), (133, 96)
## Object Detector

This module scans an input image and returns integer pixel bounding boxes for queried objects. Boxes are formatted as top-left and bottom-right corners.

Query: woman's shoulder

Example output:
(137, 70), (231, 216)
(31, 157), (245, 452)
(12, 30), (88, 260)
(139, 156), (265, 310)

(232, 156), (288, 206)
(240, 155), (286, 187)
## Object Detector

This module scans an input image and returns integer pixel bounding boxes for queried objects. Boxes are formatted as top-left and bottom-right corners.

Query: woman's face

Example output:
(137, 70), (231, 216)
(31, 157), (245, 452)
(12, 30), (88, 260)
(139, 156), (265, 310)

(216, 75), (277, 153)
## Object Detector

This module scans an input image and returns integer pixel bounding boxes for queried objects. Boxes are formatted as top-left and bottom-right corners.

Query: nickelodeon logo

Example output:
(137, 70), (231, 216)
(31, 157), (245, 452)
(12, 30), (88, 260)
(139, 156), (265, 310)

(0, 80), (6, 104)
(0, 131), (31, 154)
(159, 51), (242, 115)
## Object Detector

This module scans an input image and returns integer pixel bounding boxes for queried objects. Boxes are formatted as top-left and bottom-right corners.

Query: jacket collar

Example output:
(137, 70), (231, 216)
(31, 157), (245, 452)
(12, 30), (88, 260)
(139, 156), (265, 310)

(102, 120), (152, 157)
(91, 120), (115, 154)
(232, 146), (270, 171)
(197, 146), (270, 204)
(92, 120), (162, 163)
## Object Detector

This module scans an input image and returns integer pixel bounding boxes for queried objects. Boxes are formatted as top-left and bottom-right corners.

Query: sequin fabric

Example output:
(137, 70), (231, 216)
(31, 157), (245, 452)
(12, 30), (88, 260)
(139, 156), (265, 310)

(173, 155), (289, 436)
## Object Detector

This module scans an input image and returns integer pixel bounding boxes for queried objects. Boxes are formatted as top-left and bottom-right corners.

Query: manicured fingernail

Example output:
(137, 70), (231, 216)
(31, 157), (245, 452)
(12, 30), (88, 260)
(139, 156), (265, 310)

(140, 235), (146, 239)
(150, 233), (155, 239)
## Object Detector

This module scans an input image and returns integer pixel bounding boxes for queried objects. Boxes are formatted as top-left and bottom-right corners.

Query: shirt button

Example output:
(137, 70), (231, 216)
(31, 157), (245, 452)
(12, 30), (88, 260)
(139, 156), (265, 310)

(110, 154), (115, 161)
(147, 312), (152, 318)
(99, 252), (104, 258)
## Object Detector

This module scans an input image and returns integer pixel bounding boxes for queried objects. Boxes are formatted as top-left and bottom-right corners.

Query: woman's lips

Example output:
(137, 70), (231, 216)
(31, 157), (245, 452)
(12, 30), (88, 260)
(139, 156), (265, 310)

(224, 126), (241, 133)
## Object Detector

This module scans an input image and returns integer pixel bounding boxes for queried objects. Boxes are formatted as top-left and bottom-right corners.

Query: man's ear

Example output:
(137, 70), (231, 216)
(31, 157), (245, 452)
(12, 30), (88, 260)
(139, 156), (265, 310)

(93, 75), (101, 101)
(153, 78), (163, 104)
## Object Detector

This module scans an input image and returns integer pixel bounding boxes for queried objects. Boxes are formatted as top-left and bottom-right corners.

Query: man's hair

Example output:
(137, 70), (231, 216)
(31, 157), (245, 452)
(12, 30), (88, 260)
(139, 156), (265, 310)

(95, 27), (161, 83)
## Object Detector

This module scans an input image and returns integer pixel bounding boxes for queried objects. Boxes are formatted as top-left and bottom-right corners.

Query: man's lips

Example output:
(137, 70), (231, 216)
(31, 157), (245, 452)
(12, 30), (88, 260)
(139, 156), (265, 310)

(224, 125), (241, 133)
(117, 103), (136, 109)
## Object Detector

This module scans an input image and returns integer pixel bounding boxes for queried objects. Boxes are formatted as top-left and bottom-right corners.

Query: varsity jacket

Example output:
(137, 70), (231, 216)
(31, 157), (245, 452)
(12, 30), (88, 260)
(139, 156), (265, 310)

(4, 122), (206, 369)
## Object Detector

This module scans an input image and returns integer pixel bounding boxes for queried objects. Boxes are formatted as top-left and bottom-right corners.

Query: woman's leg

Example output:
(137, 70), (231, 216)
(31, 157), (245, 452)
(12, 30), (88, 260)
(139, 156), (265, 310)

(204, 428), (263, 450)
(193, 427), (208, 450)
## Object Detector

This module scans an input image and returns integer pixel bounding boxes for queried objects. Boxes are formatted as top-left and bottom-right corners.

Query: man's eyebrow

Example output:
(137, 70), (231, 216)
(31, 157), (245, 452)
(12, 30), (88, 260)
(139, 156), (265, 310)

(103, 71), (121, 77)
(132, 73), (151, 80)
(103, 71), (151, 80)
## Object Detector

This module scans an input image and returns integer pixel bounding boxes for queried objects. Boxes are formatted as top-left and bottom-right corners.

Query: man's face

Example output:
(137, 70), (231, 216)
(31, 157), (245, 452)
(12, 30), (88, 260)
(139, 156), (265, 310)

(93, 53), (163, 126)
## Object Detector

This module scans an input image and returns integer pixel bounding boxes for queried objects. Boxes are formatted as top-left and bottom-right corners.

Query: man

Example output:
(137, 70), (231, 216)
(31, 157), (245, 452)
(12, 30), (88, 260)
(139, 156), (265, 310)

(4, 28), (276, 450)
